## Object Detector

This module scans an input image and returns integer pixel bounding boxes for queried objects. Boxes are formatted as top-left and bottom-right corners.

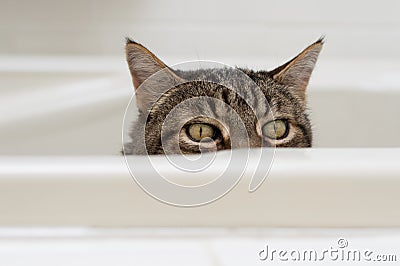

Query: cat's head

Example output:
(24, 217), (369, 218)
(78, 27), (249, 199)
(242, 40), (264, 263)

(124, 38), (323, 155)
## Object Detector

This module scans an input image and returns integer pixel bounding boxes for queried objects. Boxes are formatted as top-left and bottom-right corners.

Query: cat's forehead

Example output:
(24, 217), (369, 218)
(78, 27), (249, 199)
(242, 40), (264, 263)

(163, 79), (270, 112)
(174, 68), (293, 106)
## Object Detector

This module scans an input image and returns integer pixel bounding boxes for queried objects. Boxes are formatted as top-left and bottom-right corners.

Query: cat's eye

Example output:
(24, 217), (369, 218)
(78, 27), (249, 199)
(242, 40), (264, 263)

(262, 119), (288, 140)
(187, 123), (215, 142)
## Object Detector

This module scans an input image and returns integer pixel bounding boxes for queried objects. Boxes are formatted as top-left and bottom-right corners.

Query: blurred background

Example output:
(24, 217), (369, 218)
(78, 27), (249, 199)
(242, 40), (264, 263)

(1, 0), (400, 155)
(2, 0), (400, 58)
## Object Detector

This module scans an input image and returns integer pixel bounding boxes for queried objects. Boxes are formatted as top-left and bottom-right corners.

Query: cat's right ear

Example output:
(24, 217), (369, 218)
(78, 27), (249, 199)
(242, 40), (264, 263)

(125, 39), (184, 112)
(126, 38), (170, 89)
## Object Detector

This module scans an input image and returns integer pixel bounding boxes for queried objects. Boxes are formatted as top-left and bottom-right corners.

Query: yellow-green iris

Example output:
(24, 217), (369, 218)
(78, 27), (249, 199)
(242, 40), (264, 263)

(188, 124), (215, 141)
(262, 119), (288, 140)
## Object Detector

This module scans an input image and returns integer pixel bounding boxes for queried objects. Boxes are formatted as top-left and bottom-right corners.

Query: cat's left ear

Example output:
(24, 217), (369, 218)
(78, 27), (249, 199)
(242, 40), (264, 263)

(269, 38), (324, 100)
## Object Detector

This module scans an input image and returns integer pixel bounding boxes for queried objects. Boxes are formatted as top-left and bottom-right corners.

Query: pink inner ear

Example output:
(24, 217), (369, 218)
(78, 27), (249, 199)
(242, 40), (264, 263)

(271, 40), (323, 93)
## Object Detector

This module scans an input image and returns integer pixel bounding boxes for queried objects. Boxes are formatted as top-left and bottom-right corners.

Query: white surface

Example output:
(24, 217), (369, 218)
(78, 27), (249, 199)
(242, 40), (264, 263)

(0, 228), (399, 266)
(1, 148), (400, 227)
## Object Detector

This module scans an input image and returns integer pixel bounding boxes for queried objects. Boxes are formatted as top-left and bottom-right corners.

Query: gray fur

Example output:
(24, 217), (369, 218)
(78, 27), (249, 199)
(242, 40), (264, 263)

(123, 38), (323, 155)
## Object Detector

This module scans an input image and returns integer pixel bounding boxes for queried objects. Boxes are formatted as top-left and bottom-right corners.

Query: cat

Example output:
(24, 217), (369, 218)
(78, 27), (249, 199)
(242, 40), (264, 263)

(123, 38), (323, 155)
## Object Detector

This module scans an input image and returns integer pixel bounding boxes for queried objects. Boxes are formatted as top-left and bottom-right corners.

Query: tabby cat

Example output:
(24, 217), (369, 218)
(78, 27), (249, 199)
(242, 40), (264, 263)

(123, 38), (323, 155)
